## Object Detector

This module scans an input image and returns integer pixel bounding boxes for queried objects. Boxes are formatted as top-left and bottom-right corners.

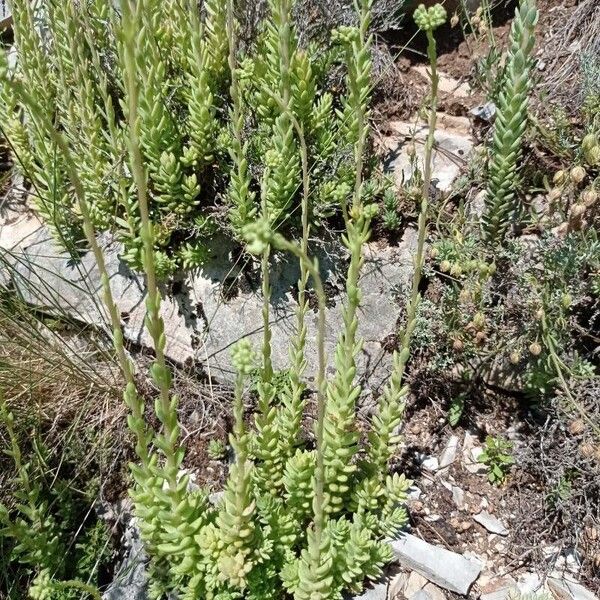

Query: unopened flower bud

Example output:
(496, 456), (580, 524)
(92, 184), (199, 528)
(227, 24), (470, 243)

(452, 338), (464, 352)
(450, 13), (459, 27)
(473, 311), (486, 330)
(553, 170), (566, 186)
(459, 288), (472, 303)
(535, 308), (545, 320)
(585, 145), (600, 166)
(509, 351), (520, 365)
(475, 331), (486, 345)
(429, 247), (439, 259)
(231, 339), (255, 374)
(413, 3), (447, 31)
(529, 341), (542, 356)
(465, 259), (477, 272)
(471, 15), (481, 27)
(406, 142), (417, 157)
(440, 260), (451, 273)
(582, 189), (598, 207)
(570, 203), (587, 219)
(570, 165), (587, 185)
(561, 293), (572, 309)
(548, 187), (562, 203)
(582, 133), (598, 152)
(450, 263), (463, 277)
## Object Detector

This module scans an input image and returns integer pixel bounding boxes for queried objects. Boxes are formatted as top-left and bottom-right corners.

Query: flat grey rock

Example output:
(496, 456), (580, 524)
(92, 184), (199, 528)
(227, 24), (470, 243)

(439, 435), (459, 469)
(451, 486), (466, 510)
(103, 516), (147, 600)
(404, 571), (428, 597)
(1, 202), (417, 389)
(473, 511), (509, 536)
(409, 591), (432, 600)
(382, 114), (474, 193)
(421, 456), (439, 472)
(350, 580), (388, 600)
(390, 533), (482, 595)
(422, 583), (446, 600)
(547, 577), (599, 600)
(479, 587), (514, 600)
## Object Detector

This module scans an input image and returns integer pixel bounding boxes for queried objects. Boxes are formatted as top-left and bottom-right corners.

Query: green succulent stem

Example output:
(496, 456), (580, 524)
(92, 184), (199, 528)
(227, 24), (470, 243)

(259, 172), (275, 385)
(272, 234), (327, 555)
(121, 0), (179, 489)
(411, 26), (438, 314)
(483, 0), (538, 243)
(366, 6), (443, 479)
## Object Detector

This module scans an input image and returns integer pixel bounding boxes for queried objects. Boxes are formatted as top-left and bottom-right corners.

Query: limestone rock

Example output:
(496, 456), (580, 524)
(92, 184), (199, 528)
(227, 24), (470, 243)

(547, 577), (599, 600)
(382, 114), (474, 193)
(103, 515), (147, 600)
(404, 572), (428, 597)
(412, 66), (470, 98)
(422, 583), (446, 600)
(473, 511), (509, 536)
(390, 533), (483, 595)
(387, 571), (407, 599)
(1, 202), (417, 389)
(409, 591), (432, 600)
(439, 435), (460, 469)
(351, 580), (388, 600)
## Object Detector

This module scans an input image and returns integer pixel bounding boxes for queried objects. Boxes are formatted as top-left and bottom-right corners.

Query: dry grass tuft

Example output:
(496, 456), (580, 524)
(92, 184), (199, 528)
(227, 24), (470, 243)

(539, 0), (600, 110)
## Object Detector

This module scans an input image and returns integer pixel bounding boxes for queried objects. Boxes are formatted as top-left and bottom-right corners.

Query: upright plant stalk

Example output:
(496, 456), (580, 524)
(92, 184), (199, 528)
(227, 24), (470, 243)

(120, 7), (210, 589)
(260, 74), (313, 459)
(252, 0), (298, 496)
(482, 0), (538, 243)
(276, 114), (311, 456)
(321, 0), (374, 518)
(351, 0), (373, 214)
(244, 223), (329, 600)
(272, 234), (328, 580)
(368, 3), (447, 476)
(261, 0), (293, 384)
(226, 0), (256, 234)
(121, 0), (180, 492)
(216, 341), (258, 588)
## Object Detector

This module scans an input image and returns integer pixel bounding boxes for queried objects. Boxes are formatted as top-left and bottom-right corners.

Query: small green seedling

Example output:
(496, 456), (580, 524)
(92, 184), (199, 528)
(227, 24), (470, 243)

(478, 435), (515, 485)
(207, 438), (227, 460)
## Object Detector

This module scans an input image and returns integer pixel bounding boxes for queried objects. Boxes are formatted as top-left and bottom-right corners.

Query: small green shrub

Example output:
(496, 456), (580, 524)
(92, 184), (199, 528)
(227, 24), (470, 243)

(478, 435), (515, 485)
(0, 398), (112, 600)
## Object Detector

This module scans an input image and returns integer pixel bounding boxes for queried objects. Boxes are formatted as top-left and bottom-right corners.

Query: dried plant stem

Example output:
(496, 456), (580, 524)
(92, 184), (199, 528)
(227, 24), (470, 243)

(542, 316), (600, 439)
